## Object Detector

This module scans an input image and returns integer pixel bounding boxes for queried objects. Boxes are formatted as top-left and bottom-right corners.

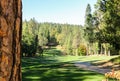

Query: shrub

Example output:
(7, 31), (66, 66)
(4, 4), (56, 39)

(78, 44), (87, 56)
(103, 69), (120, 81)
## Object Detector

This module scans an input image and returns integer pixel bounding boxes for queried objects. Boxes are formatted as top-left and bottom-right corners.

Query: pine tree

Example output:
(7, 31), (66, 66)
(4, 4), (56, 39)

(0, 0), (22, 81)
(84, 4), (94, 55)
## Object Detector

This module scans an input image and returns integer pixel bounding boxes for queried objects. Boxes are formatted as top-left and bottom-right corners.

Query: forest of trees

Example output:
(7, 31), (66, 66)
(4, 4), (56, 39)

(22, 0), (120, 57)
(22, 20), (86, 56)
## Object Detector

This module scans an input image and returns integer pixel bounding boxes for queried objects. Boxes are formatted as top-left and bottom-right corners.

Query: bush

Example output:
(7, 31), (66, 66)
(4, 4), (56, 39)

(104, 69), (120, 81)
(78, 44), (87, 56)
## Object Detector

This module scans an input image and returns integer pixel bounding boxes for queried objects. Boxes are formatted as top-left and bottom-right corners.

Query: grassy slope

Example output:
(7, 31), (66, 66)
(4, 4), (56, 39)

(110, 56), (120, 64)
(22, 48), (116, 81)
(92, 55), (120, 70)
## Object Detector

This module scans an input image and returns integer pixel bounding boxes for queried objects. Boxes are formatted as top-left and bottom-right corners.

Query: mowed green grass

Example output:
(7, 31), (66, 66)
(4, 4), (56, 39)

(22, 48), (116, 81)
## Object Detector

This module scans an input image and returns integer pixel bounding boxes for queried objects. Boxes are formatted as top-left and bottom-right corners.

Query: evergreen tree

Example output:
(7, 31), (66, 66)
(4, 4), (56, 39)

(94, 0), (120, 55)
(84, 4), (94, 55)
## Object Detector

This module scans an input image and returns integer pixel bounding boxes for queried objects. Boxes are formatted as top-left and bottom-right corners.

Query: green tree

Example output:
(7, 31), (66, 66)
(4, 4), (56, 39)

(84, 4), (94, 55)
(22, 18), (38, 56)
(22, 21), (85, 56)
(94, 0), (120, 55)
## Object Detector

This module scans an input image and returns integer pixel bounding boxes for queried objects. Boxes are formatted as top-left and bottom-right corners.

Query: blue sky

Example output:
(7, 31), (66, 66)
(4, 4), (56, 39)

(22, 0), (97, 25)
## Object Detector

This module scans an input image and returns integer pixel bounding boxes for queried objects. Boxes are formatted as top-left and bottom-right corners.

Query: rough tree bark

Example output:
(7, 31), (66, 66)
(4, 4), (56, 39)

(0, 0), (22, 81)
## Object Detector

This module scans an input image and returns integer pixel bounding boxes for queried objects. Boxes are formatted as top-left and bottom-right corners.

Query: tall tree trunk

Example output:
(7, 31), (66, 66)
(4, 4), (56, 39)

(100, 44), (103, 54)
(0, 0), (22, 81)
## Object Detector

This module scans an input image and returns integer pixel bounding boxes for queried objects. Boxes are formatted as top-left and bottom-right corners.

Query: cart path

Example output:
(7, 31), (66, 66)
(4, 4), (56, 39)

(74, 62), (111, 74)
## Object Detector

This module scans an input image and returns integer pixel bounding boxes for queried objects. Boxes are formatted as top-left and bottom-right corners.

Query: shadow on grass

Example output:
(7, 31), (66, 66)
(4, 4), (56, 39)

(43, 48), (63, 56)
(22, 57), (105, 81)
(110, 56), (120, 64)
(22, 48), (109, 81)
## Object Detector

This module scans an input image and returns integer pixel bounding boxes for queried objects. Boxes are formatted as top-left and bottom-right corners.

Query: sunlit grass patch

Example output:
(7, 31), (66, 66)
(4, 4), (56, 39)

(22, 48), (117, 81)
(22, 56), (105, 81)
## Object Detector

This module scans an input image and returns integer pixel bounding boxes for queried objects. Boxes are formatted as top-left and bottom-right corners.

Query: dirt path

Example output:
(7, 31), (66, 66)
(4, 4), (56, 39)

(74, 62), (111, 74)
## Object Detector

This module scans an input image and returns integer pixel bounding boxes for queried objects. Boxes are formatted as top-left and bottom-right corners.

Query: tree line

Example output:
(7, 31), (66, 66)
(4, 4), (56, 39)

(83, 0), (120, 56)
(22, 0), (120, 57)
(22, 19), (86, 56)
